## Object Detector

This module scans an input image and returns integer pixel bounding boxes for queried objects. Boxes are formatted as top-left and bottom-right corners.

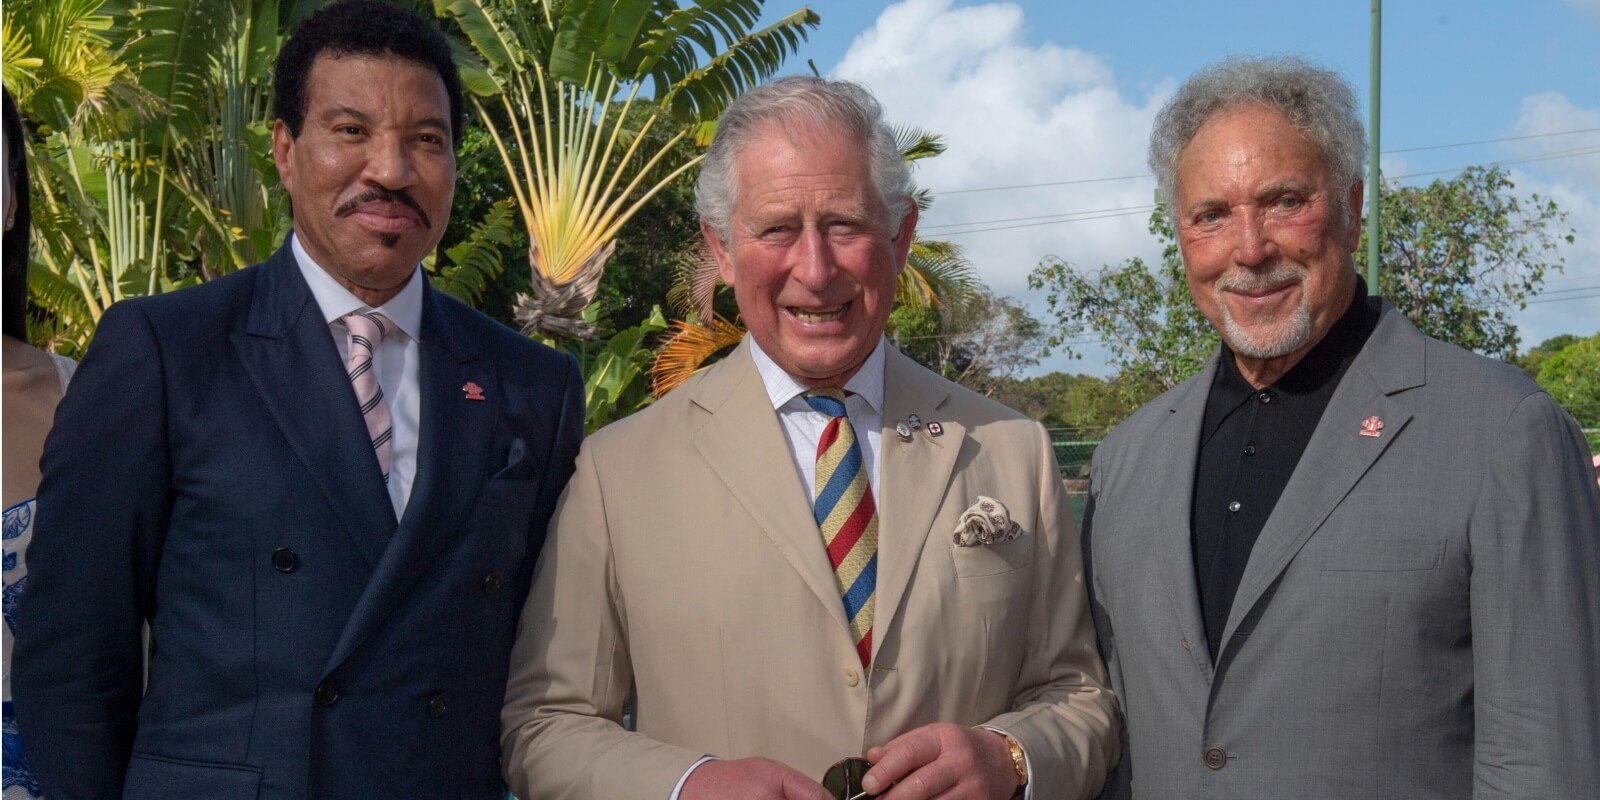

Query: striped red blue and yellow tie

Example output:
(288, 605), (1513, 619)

(805, 388), (878, 667)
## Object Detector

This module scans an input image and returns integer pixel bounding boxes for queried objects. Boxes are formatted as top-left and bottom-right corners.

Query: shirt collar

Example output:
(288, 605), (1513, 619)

(1212, 277), (1377, 401)
(292, 231), (425, 343)
(747, 334), (886, 416)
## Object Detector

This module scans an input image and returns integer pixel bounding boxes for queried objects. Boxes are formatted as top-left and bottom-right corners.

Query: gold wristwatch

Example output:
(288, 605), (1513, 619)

(1003, 733), (1028, 789)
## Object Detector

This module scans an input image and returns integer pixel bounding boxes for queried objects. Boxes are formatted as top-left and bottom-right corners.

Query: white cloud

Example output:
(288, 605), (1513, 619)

(1505, 93), (1600, 347)
(831, 0), (1171, 375)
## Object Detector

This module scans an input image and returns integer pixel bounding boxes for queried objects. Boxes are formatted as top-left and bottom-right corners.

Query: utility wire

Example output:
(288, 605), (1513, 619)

(927, 127), (1600, 195)
(918, 146), (1600, 237)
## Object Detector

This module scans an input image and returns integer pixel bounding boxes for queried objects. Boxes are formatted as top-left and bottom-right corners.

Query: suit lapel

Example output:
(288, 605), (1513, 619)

(324, 286), (496, 674)
(232, 243), (397, 567)
(689, 341), (852, 637)
(1150, 359), (1217, 682)
(873, 347), (963, 661)
(1216, 307), (1425, 659)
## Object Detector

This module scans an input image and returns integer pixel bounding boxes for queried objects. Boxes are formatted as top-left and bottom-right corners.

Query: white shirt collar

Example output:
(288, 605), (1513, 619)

(291, 232), (425, 342)
(747, 334), (886, 415)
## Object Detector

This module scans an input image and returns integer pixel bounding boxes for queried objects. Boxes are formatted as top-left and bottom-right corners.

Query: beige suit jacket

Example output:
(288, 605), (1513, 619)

(503, 341), (1116, 800)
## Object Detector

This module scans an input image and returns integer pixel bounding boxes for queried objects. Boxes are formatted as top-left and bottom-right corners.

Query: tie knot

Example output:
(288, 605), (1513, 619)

(343, 310), (395, 349)
(804, 388), (848, 419)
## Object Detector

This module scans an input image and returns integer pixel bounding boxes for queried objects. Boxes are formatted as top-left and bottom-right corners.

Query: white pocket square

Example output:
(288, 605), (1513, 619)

(953, 495), (1024, 547)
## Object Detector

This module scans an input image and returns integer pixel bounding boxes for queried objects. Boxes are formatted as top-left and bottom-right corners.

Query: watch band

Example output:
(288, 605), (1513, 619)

(1003, 733), (1028, 789)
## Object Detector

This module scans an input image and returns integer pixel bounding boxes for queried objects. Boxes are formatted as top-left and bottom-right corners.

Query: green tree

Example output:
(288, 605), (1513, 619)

(1534, 333), (1600, 428)
(998, 371), (1153, 434)
(1028, 206), (1217, 396)
(889, 287), (1043, 397)
(1358, 165), (1572, 359)
(1513, 333), (1581, 380)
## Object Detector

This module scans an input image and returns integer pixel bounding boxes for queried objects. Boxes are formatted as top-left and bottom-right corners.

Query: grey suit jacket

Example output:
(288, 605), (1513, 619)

(1085, 303), (1600, 799)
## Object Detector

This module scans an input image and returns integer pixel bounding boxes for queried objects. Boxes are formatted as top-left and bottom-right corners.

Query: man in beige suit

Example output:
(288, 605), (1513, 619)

(501, 76), (1117, 800)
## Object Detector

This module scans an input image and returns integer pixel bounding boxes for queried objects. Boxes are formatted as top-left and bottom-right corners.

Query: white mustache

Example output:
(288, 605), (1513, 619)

(1215, 263), (1307, 294)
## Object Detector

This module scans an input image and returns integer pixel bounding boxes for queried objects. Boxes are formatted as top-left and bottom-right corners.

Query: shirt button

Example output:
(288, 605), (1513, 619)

(1228, 501), (1241, 513)
(842, 667), (860, 687)
(1258, 391), (1274, 404)
(1204, 746), (1228, 770)
(482, 572), (504, 595)
(1243, 445), (1256, 456)
(271, 548), (299, 573)
(427, 693), (448, 718)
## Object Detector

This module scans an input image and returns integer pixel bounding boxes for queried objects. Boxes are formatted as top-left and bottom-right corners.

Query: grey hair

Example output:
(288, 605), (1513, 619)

(695, 75), (913, 242)
(1149, 56), (1366, 209)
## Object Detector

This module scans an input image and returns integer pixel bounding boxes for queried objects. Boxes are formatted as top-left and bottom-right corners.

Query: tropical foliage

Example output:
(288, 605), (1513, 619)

(441, 0), (820, 339)
(4, 0), (313, 354)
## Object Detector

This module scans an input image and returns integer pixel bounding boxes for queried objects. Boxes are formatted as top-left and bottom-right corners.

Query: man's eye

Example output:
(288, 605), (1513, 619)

(1197, 210), (1224, 224)
(337, 125), (363, 136)
(1276, 196), (1303, 209)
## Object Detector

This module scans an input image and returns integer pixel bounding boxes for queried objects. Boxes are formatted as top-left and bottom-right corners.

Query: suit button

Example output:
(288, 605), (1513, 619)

(482, 572), (504, 595)
(842, 667), (859, 687)
(271, 548), (298, 573)
(1203, 747), (1227, 770)
(315, 682), (340, 707)
(427, 693), (448, 718)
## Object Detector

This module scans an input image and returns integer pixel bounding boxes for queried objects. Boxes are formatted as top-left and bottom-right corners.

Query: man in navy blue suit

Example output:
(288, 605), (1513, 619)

(11, 2), (583, 797)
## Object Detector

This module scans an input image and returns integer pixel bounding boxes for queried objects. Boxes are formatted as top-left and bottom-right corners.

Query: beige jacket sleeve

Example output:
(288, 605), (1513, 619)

(501, 444), (705, 800)
(981, 422), (1120, 800)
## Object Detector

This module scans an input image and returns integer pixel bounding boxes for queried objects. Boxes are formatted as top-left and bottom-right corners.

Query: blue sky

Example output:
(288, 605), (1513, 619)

(758, 0), (1600, 375)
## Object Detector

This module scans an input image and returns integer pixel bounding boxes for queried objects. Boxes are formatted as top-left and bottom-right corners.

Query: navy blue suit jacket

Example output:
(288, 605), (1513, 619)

(12, 242), (584, 799)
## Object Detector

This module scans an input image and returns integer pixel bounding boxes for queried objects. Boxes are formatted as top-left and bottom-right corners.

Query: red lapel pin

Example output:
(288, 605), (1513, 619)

(1359, 416), (1384, 438)
(462, 381), (485, 401)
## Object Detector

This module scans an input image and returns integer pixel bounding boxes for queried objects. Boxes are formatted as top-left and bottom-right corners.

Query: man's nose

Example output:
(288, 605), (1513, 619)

(362, 135), (419, 189)
(1231, 210), (1277, 268)
(791, 227), (837, 289)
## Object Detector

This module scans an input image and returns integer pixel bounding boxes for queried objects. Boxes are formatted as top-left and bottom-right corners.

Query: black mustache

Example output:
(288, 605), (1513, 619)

(335, 188), (431, 230)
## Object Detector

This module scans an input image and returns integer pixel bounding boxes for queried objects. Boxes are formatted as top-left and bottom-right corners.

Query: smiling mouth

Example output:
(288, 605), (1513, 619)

(788, 303), (850, 324)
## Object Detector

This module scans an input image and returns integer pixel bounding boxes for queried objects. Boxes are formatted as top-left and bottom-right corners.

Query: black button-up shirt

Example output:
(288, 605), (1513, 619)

(1191, 280), (1381, 660)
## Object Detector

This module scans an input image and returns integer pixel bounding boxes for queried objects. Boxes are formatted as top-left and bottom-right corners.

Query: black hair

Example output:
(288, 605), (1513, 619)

(272, 0), (465, 147)
(3, 86), (32, 341)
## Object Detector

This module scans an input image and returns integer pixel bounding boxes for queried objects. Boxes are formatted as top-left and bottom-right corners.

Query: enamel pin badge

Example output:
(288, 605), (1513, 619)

(463, 381), (486, 401)
(1359, 416), (1384, 438)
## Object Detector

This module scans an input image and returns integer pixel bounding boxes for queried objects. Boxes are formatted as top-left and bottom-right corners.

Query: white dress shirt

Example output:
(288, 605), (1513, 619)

(292, 233), (423, 519)
(750, 334), (886, 501)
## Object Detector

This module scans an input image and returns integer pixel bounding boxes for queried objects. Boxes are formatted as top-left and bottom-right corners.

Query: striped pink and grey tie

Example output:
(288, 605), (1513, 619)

(341, 310), (397, 482)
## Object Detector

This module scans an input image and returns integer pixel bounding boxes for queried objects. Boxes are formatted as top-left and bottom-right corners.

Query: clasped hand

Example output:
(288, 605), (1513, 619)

(680, 723), (1018, 800)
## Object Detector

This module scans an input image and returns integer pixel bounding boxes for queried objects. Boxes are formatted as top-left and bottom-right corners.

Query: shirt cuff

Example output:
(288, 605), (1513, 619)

(979, 725), (1033, 800)
(668, 755), (718, 800)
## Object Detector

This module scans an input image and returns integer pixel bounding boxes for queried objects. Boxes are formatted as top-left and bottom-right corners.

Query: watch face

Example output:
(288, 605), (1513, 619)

(821, 757), (877, 800)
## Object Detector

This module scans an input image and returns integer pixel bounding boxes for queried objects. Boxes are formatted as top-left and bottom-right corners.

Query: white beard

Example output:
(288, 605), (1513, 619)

(1214, 263), (1313, 359)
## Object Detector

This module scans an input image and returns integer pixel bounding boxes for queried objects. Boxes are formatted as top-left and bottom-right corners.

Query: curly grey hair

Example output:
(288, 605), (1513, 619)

(1149, 56), (1366, 210)
(695, 75), (913, 242)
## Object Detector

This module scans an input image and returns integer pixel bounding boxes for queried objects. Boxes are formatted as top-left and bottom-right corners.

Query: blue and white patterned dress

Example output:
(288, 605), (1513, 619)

(3, 350), (72, 800)
(4, 499), (43, 799)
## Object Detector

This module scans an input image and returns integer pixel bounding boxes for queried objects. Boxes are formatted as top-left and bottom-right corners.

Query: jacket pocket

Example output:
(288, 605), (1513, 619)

(1319, 537), (1445, 572)
(481, 475), (539, 511)
(123, 754), (262, 800)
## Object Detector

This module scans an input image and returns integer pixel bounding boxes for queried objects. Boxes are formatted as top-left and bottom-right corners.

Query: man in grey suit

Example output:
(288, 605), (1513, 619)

(1083, 56), (1600, 798)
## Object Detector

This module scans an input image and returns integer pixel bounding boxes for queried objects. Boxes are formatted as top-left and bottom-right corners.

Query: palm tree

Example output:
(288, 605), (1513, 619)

(6, 0), (302, 353)
(443, 0), (820, 339)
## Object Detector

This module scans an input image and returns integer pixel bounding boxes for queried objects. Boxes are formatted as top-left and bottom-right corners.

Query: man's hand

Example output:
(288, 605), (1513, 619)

(681, 757), (833, 800)
(863, 723), (1019, 800)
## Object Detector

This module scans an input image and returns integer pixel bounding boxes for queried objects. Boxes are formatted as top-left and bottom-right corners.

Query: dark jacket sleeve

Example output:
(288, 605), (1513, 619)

(513, 352), (584, 623)
(13, 301), (172, 800)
